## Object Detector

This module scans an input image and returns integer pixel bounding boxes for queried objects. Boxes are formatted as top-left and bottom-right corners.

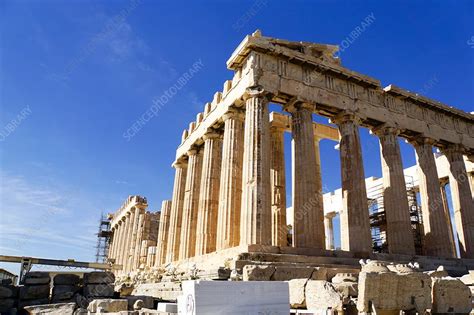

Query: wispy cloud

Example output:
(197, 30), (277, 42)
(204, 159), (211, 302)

(115, 179), (129, 185)
(0, 171), (99, 259)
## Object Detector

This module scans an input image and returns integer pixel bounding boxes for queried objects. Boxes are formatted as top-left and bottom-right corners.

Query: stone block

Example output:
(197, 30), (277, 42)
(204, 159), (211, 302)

(326, 267), (359, 281)
(83, 271), (115, 284)
(179, 280), (289, 314)
(396, 272), (432, 311)
(333, 281), (358, 297)
(87, 298), (128, 313)
(83, 284), (114, 297)
(18, 298), (49, 309)
(0, 286), (14, 298)
(52, 285), (80, 301)
(432, 277), (472, 314)
(288, 278), (307, 308)
(24, 302), (76, 315)
(305, 280), (344, 312)
(331, 273), (358, 284)
(54, 274), (80, 285)
(24, 277), (50, 285)
(127, 295), (154, 310)
(357, 271), (431, 313)
(25, 272), (50, 279)
(242, 265), (275, 281)
(460, 271), (474, 286)
(310, 267), (328, 280)
(0, 298), (15, 312)
(19, 284), (50, 300)
(24, 272), (50, 285)
(271, 267), (313, 281)
(158, 302), (178, 312)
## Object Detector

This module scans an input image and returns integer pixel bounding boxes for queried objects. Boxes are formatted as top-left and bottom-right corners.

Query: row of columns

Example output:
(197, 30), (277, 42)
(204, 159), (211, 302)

(158, 87), (474, 264)
(109, 204), (163, 274)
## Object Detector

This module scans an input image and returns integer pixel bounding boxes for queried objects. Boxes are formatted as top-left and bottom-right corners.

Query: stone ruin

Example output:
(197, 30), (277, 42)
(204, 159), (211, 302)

(102, 31), (474, 313)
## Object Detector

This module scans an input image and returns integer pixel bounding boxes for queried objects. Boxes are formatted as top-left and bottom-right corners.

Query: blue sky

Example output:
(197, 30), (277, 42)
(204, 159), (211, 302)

(1, 1), (473, 274)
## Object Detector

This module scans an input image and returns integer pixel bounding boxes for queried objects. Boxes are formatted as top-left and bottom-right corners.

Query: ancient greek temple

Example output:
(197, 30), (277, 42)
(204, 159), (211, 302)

(107, 31), (474, 277)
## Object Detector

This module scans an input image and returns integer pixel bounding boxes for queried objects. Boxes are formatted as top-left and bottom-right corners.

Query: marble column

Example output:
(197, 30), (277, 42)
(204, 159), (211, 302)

(332, 112), (372, 253)
(117, 218), (128, 274)
(440, 179), (457, 257)
(179, 148), (203, 259)
(126, 208), (139, 273)
(374, 126), (415, 255)
(412, 138), (454, 258)
(216, 108), (245, 250)
(116, 222), (125, 267)
(109, 227), (117, 261)
(324, 213), (336, 250)
(165, 160), (188, 263)
(288, 102), (324, 249)
(470, 172), (474, 196)
(111, 224), (121, 263)
(155, 200), (172, 266)
(270, 125), (287, 247)
(195, 131), (223, 256)
(132, 211), (145, 269)
(126, 212), (136, 268)
(240, 88), (272, 246)
(443, 145), (474, 258)
(314, 137), (323, 200)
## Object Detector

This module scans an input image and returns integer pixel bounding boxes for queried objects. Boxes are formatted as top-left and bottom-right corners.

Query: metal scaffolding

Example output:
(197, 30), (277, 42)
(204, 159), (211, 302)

(95, 213), (112, 263)
(367, 176), (424, 254)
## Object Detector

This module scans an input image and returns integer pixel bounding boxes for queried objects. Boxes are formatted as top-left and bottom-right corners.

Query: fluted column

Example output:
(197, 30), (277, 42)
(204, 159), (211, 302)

(117, 218), (128, 274)
(216, 109), (245, 250)
(126, 208), (139, 273)
(116, 222), (125, 267)
(412, 138), (454, 258)
(132, 210), (145, 269)
(373, 126), (415, 255)
(240, 88), (272, 246)
(155, 200), (172, 266)
(324, 213), (336, 250)
(332, 112), (372, 253)
(470, 172), (474, 196)
(109, 227), (117, 261)
(113, 226), (121, 262)
(165, 160), (188, 263)
(196, 131), (223, 255)
(287, 102), (324, 249)
(443, 145), (474, 258)
(440, 179), (457, 257)
(179, 148), (203, 259)
(270, 125), (287, 246)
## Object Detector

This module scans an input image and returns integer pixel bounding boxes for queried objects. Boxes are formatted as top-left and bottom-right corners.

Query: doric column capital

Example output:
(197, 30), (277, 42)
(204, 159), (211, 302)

(187, 146), (201, 156)
(330, 111), (365, 125)
(440, 143), (467, 155)
(370, 124), (401, 137)
(222, 107), (245, 122)
(243, 85), (272, 102)
(172, 157), (188, 169)
(407, 135), (437, 147)
(202, 128), (222, 141)
(283, 97), (315, 113)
